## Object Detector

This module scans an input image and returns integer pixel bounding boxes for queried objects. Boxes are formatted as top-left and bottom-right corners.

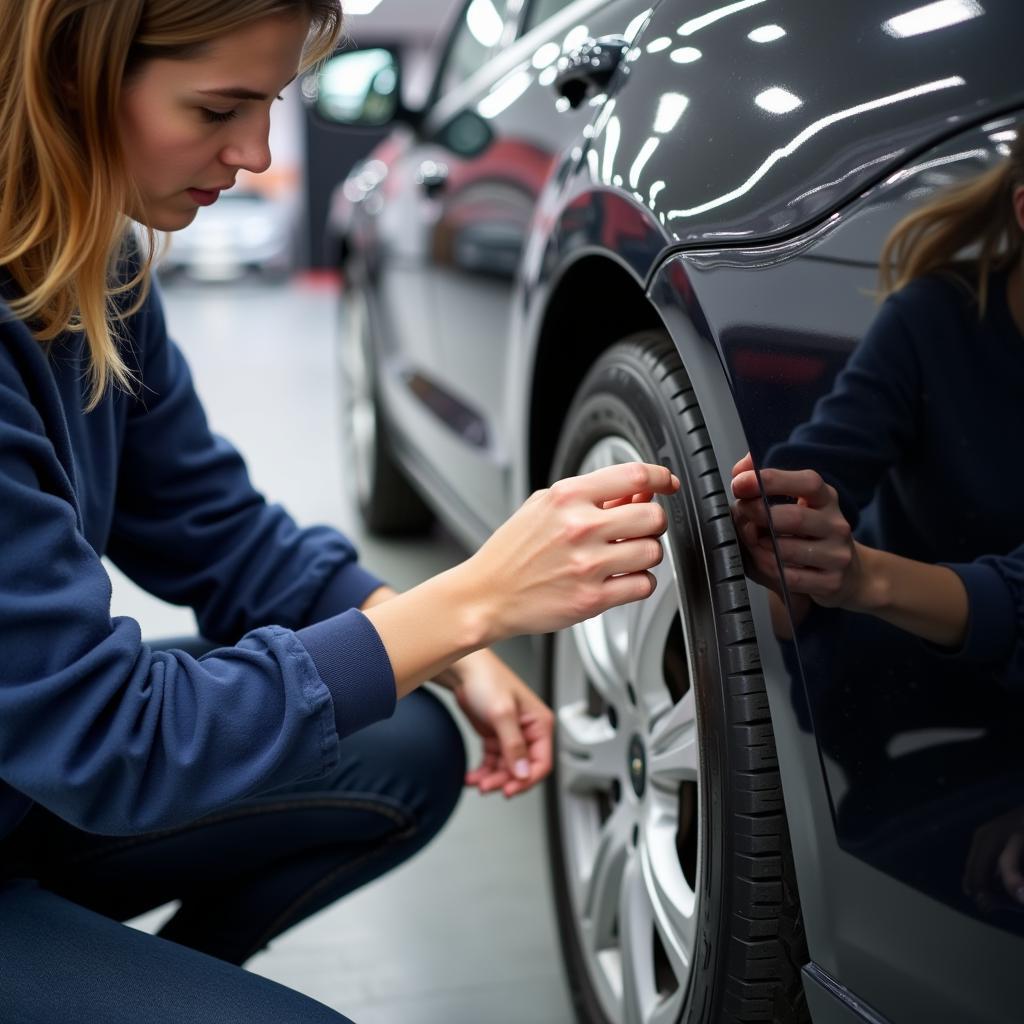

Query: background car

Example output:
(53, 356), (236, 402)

(157, 187), (300, 282)
(314, 2), (1024, 1022)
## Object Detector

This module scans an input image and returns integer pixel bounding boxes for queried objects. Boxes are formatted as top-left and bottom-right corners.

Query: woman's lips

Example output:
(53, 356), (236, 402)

(187, 187), (221, 207)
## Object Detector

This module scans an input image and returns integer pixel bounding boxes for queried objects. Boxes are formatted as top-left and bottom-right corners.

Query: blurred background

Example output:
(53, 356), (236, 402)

(109, 2), (575, 1020)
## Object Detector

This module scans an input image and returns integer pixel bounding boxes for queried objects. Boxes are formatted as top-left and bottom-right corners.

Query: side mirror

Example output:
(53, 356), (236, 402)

(308, 48), (401, 127)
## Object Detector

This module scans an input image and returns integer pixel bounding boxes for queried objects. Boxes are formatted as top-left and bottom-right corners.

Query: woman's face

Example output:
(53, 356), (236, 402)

(119, 14), (310, 231)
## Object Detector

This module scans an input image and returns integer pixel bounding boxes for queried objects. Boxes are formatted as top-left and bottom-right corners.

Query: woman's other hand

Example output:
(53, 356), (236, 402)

(438, 649), (554, 798)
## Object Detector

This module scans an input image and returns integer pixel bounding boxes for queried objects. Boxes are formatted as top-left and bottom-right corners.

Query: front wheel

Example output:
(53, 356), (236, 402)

(546, 333), (808, 1024)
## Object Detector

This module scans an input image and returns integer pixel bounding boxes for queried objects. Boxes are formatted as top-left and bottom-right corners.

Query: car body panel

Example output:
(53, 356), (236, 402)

(606, 0), (1024, 250)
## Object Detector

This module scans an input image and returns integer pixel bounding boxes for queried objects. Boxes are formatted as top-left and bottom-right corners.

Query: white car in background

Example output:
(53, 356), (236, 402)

(157, 189), (300, 283)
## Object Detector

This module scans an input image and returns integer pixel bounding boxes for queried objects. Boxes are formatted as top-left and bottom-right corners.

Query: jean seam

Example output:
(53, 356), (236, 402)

(56, 795), (415, 868)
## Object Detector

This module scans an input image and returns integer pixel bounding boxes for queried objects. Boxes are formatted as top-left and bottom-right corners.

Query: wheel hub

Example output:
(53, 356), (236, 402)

(627, 733), (646, 798)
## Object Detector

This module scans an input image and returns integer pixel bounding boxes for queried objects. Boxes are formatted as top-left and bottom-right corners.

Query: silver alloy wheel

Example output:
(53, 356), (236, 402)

(339, 284), (377, 506)
(554, 435), (703, 1024)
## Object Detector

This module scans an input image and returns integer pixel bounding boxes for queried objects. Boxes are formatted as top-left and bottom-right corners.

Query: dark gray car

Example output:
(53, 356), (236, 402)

(313, 2), (1024, 1021)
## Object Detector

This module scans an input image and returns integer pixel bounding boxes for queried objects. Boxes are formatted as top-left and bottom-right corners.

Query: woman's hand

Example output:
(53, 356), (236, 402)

(364, 462), (679, 699)
(731, 453), (867, 609)
(437, 649), (554, 798)
(463, 462), (680, 643)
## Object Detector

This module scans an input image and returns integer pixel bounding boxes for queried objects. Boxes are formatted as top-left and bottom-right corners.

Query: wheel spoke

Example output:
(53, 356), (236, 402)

(640, 809), (696, 991)
(618, 854), (656, 1024)
(558, 702), (623, 794)
(572, 615), (627, 707)
(580, 802), (632, 954)
(627, 552), (679, 720)
(647, 690), (698, 788)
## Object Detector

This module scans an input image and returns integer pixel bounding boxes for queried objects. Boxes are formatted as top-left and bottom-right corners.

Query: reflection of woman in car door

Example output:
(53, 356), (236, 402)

(733, 130), (1024, 685)
(730, 132), (1024, 888)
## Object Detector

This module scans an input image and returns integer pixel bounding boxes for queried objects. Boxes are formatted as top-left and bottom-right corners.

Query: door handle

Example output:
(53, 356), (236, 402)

(553, 35), (628, 109)
(417, 160), (449, 198)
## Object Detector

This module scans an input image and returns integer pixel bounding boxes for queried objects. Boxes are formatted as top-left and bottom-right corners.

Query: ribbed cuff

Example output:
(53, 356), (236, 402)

(942, 561), (1017, 665)
(307, 561), (387, 625)
(296, 609), (396, 738)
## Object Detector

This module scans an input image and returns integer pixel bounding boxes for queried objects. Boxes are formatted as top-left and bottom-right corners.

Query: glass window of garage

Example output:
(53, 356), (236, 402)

(522, 0), (578, 34)
(438, 0), (514, 97)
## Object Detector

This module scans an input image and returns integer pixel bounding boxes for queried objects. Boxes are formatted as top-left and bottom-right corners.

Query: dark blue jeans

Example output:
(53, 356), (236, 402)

(0, 643), (466, 1024)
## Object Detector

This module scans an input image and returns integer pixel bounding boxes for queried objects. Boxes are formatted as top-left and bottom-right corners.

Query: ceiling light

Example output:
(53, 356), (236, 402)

(755, 86), (802, 114)
(670, 46), (702, 63)
(748, 24), (786, 42)
(882, 0), (983, 38)
(678, 0), (767, 36)
(654, 93), (689, 133)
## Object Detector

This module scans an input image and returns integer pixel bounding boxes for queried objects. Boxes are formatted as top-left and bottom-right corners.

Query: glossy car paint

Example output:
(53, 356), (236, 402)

(336, 1), (1024, 1020)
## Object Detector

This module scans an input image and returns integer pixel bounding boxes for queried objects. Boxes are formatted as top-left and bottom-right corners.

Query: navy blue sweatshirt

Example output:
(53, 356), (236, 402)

(0, 280), (396, 840)
(768, 269), (1024, 685)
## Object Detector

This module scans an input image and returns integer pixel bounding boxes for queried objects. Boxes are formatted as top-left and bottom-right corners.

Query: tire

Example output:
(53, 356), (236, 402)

(337, 274), (434, 536)
(545, 332), (808, 1024)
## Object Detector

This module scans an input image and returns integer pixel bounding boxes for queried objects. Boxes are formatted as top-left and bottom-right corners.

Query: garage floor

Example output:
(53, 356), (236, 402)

(107, 276), (575, 1023)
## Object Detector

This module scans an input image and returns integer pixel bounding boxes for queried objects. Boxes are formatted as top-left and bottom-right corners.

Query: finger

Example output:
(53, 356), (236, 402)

(780, 565), (847, 598)
(773, 536), (851, 570)
(564, 462), (679, 506)
(476, 768), (512, 793)
(525, 714), (554, 780)
(732, 452), (754, 477)
(758, 468), (834, 509)
(601, 490), (654, 510)
(465, 748), (501, 785)
(491, 705), (532, 781)
(733, 495), (771, 528)
(597, 499), (667, 542)
(600, 537), (664, 577)
(598, 570), (658, 612)
(768, 503), (837, 539)
(731, 469), (762, 500)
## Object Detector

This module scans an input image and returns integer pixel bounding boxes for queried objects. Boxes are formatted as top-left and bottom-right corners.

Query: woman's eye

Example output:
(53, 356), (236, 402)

(200, 108), (239, 124)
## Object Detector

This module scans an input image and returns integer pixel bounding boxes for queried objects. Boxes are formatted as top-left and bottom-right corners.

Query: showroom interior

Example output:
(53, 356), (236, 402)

(2, 1), (1023, 1023)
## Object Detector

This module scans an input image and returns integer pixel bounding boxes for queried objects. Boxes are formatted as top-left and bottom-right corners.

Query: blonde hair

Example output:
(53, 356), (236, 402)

(879, 129), (1024, 314)
(0, 0), (343, 409)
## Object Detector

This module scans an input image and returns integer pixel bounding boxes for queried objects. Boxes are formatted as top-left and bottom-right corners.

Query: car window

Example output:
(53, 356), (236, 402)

(438, 0), (515, 98)
(522, 0), (578, 34)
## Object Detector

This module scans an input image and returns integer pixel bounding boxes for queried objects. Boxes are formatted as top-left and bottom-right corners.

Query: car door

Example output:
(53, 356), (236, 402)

(411, 0), (652, 534)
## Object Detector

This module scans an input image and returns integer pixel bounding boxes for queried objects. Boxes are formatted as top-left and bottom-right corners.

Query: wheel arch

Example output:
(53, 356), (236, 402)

(527, 254), (663, 492)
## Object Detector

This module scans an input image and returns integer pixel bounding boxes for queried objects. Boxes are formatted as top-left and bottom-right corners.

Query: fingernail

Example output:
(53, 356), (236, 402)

(514, 759), (530, 779)
(671, 474), (680, 489)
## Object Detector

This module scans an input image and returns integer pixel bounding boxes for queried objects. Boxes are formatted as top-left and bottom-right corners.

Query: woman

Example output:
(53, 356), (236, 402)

(731, 131), (1024, 684)
(0, 3), (678, 1021)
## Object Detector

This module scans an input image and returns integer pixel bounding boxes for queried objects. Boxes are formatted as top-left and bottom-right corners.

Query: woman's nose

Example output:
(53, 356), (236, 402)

(220, 122), (272, 175)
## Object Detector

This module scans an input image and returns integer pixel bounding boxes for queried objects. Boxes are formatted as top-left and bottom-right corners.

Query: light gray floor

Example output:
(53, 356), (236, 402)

(107, 276), (575, 1023)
